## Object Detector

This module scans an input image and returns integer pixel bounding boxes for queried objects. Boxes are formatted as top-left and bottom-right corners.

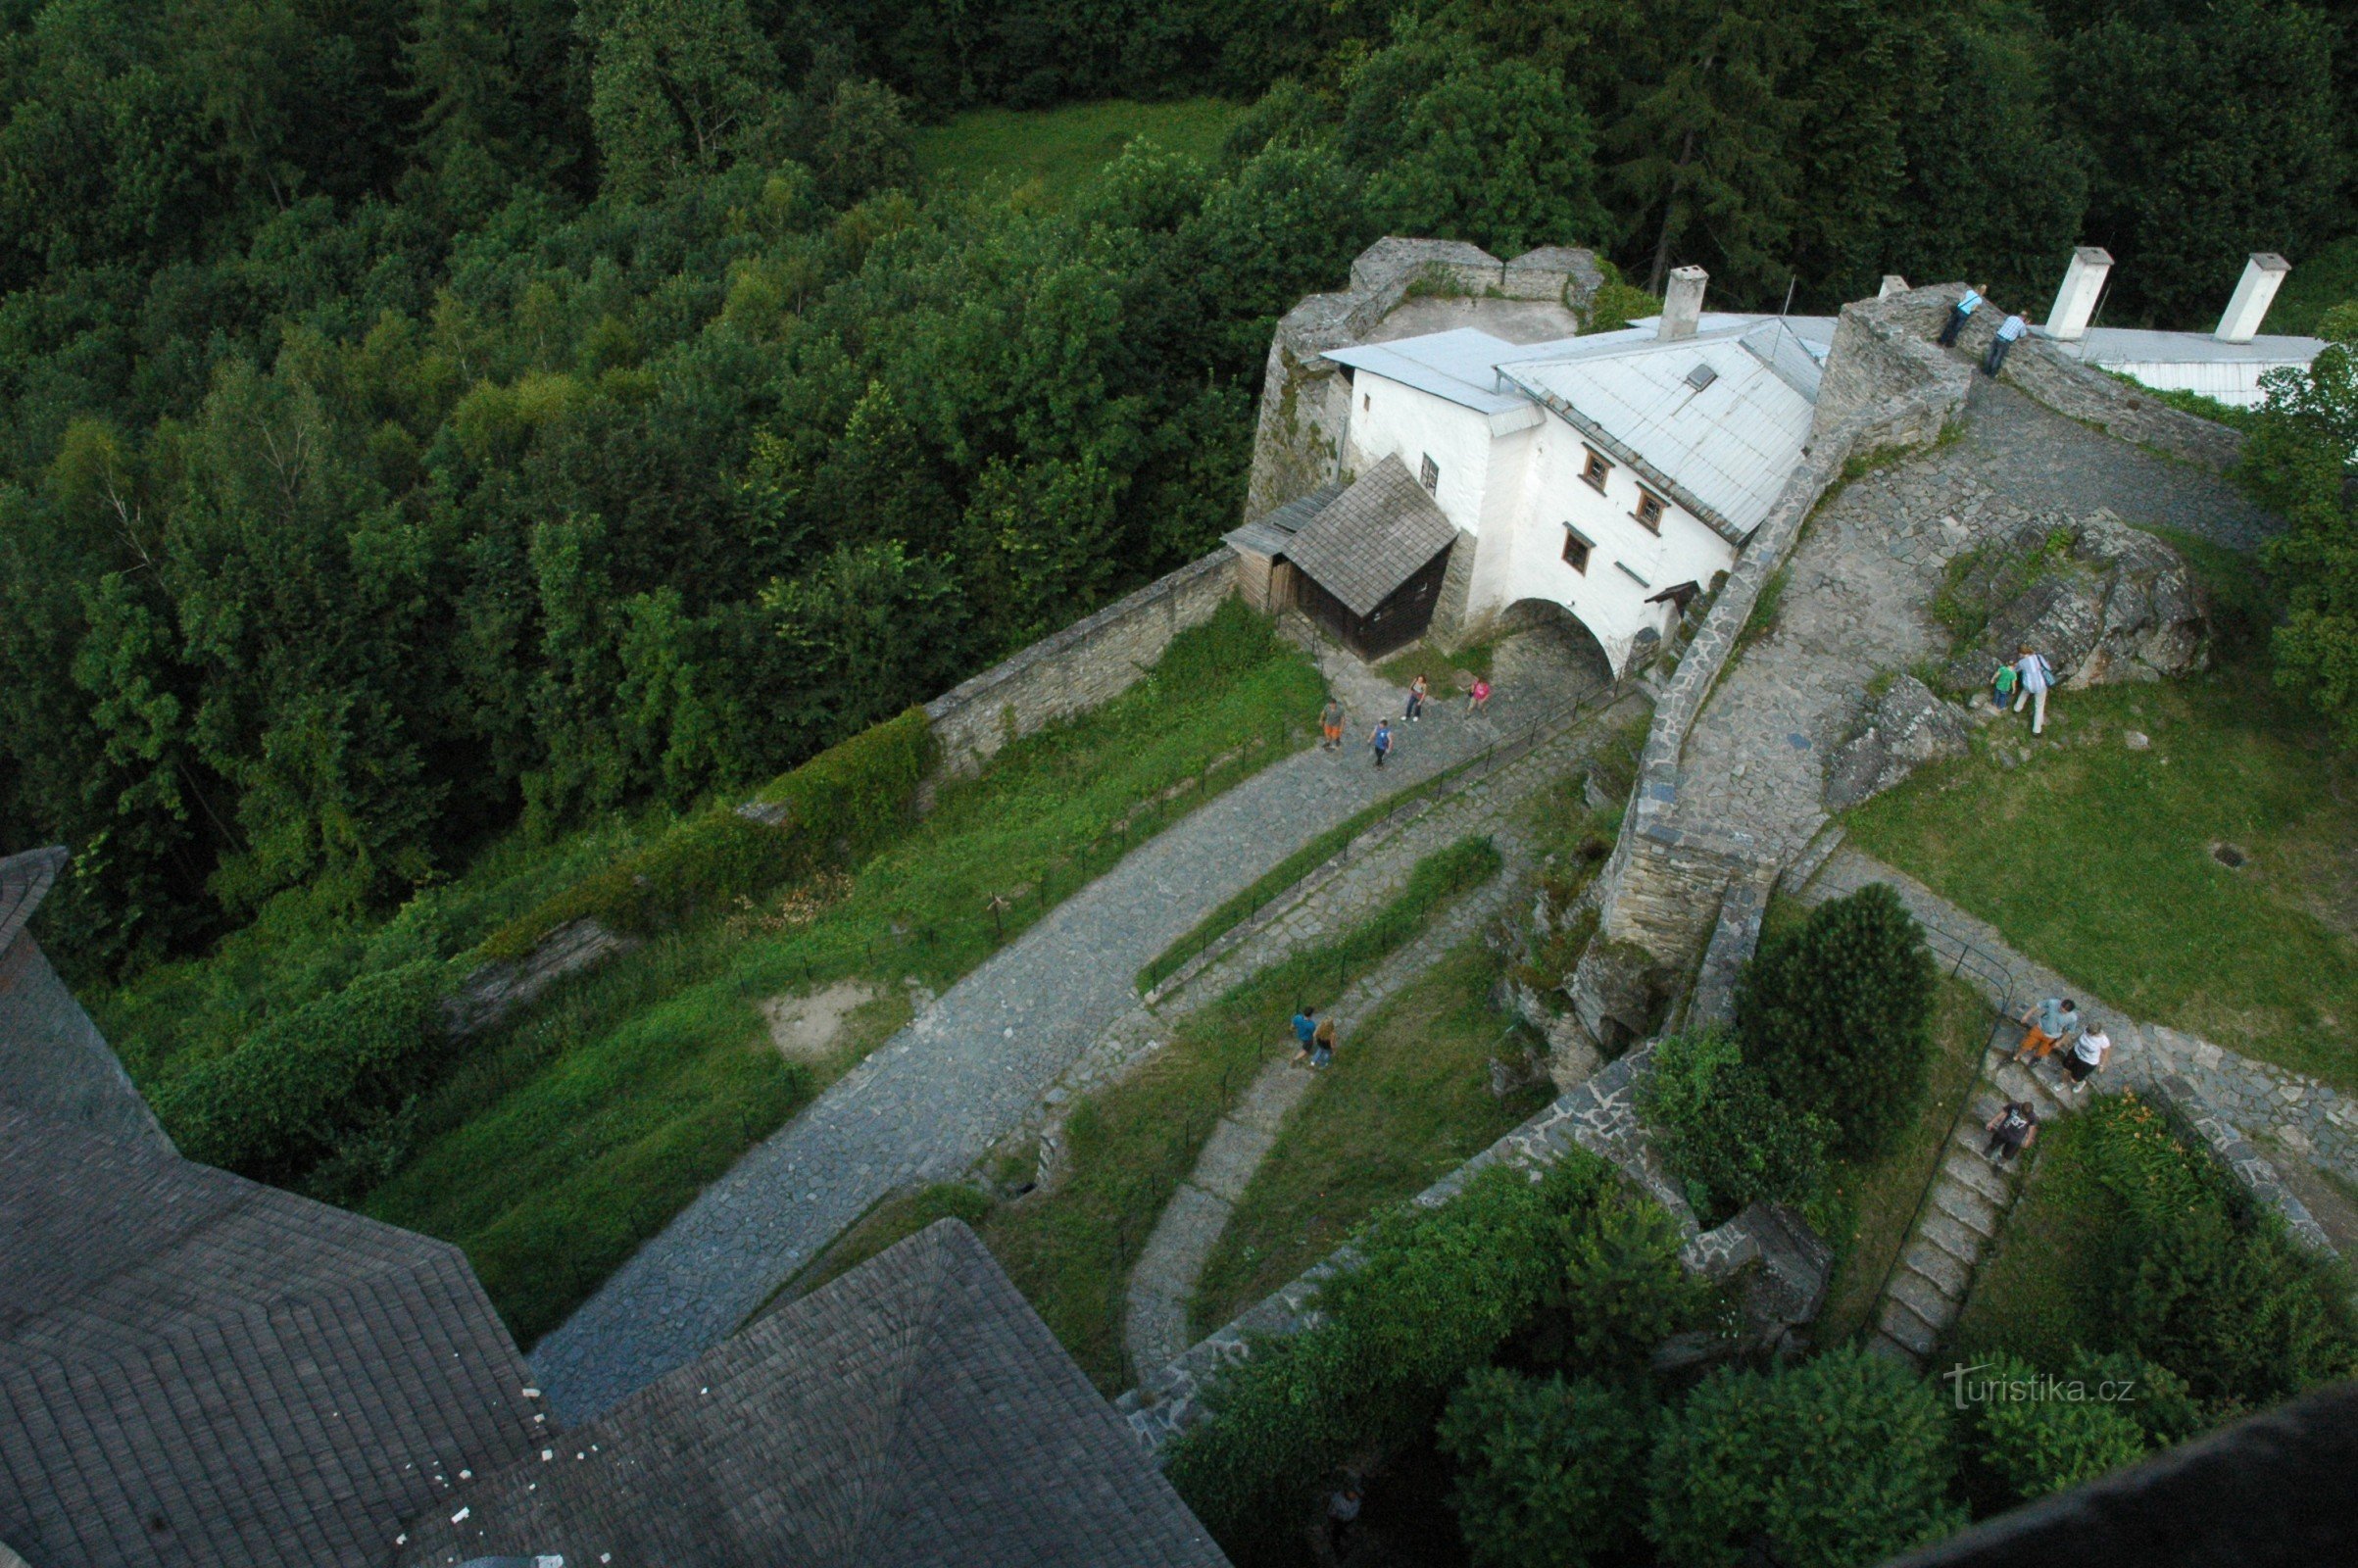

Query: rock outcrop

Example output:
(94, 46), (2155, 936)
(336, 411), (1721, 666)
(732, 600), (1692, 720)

(1940, 510), (2208, 691)
(1824, 674), (1972, 809)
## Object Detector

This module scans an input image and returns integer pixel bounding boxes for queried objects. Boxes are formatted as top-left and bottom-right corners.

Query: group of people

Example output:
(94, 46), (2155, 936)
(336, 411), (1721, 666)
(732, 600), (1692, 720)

(1291, 1005), (1339, 1069)
(1990, 646), (2058, 735)
(1317, 670), (1494, 769)
(1982, 994), (2114, 1165)
(1938, 285), (2029, 379)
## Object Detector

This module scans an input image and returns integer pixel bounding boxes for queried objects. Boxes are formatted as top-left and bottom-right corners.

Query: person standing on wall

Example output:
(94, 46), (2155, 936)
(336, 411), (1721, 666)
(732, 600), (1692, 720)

(2012, 645), (2054, 734)
(1940, 285), (1986, 347)
(1984, 313), (2026, 376)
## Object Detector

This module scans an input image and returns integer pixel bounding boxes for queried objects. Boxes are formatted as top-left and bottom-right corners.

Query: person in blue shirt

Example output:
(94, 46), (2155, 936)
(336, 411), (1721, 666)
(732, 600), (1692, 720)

(1939, 285), (1985, 347)
(1291, 1005), (1319, 1066)
(1370, 719), (1394, 768)
(1984, 313), (2027, 376)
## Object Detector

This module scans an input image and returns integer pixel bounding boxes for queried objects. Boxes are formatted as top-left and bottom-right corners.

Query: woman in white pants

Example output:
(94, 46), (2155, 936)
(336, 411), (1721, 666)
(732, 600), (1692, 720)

(2012, 646), (2053, 735)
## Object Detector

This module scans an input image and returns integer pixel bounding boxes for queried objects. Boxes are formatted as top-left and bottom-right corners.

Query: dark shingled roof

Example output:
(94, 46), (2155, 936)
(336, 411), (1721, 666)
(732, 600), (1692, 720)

(0, 1104), (542, 1568)
(0, 846), (65, 961)
(1282, 455), (1458, 617)
(397, 1221), (1231, 1568)
(1223, 481), (1343, 559)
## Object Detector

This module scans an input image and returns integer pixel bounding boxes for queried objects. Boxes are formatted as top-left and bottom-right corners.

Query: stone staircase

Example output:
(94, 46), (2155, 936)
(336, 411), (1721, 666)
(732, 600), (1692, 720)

(1870, 1028), (2086, 1365)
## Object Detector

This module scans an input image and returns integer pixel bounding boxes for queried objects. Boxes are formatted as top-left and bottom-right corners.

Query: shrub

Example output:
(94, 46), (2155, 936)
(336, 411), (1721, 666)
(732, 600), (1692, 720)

(1643, 1028), (1832, 1223)
(1962, 1352), (2148, 1503)
(1736, 883), (1936, 1158)
(481, 708), (934, 960)
(1439, 1369), (1648, 1568)
(157, 957), (451, 1184)
(1528, 1184), (1720, 1374)
(1646, 1347), (1962, 1568)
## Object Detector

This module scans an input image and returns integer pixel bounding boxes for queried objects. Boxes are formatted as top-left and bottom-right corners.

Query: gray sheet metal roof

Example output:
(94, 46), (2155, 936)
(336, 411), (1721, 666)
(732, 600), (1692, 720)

(397, 1221), (1230, 1568)
(1225, 481), (1343, 558)
(0, 1103), (542, 1568)
(0, 847), (64, 961)
(2064, 325), (2326, 367)
(1283, 456), (1459, 617)
(1322, 328), (1575, 415)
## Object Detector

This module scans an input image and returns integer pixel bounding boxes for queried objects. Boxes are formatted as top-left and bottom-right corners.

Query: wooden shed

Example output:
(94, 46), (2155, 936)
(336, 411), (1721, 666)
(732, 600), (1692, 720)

(1223, 456), (1458, 660)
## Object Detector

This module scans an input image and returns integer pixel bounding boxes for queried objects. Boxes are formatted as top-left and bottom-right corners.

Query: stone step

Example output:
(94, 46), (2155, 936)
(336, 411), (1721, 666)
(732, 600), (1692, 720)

(1942, 1137), (2018, 1200)
(1903, 1238), (1973, 1298)
(1877, 1295), (1941, 1359)
(1990, 1060), (2064, 1114)
(1930, 1174), (2008, 1239)
(1888, 1265), (1960, 1333)
(1919, 1202), (1991, 1264)
(1867, 1329), (1924, 1366)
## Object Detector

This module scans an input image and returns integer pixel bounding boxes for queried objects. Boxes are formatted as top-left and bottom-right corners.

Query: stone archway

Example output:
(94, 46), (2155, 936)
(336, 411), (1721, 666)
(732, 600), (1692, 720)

(1492, 598), (1617, 698)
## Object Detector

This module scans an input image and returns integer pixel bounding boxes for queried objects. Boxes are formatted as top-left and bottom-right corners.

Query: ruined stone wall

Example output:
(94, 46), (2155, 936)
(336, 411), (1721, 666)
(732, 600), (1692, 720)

(924, 548), (1239, 777)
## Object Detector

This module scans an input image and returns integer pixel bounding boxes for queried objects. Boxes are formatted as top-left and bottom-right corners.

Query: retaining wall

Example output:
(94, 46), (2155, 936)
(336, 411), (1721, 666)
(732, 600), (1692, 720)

(923, 548), (1239, 778)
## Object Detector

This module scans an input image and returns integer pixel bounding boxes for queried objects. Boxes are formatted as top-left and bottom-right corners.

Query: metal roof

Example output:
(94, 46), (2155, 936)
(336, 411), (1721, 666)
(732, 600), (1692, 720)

(1224, 481), (1343, 559)
(1321, 329), (1575, 415)
(1282, 456), (1459, 617)
(2064, 326), (2326, 368)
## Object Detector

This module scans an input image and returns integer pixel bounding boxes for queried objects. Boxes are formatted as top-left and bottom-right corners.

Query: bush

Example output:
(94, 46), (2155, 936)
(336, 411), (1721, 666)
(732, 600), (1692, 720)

(1643, 1028), (1832, 1223)
(157, 957), (451, 1184)
(1439, 1369), (1648, 1568)
(1736, 883), (1936, 1157)
(481, 708), (934, 960)
(1528, 1184), (1720, 1375)
(1962, 1352), (2148, 1503)
(1646, 1347), (1962, 1568)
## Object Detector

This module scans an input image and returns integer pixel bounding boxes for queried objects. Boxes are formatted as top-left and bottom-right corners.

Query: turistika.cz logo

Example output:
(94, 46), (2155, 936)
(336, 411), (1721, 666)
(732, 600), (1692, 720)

(1943, 1362), (2139, 1410)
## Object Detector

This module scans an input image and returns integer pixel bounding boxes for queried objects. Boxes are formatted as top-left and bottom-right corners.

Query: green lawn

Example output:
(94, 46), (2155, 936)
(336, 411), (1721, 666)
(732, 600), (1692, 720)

(914, 99), (1243, 203)
(2262, 233), (2358, 337)
(1188, 938), (1554, 1336)
(1948, 1113), (2134, 1371)
(981, 836), (1502, 1391)
(1814, 977), (2008, 1348)
(1845, 654), (2358, 1091)
(361, 612), (1325, 1346)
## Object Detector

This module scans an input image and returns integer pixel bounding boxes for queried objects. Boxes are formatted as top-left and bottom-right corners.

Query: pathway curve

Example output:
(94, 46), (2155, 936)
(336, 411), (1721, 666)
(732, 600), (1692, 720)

(1674, 379), (2277, 865)
(1792, 845), (2345, 1361)
(531, 628), (1607, 1421)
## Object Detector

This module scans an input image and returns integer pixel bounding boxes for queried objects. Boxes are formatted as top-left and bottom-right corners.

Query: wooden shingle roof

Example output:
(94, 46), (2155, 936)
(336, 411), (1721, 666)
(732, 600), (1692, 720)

(0, 847), (64, 961)
(0, 1105), (542, 1568)
(398, 1221), (1231, 1568)
(1281, 455), (1458, 617)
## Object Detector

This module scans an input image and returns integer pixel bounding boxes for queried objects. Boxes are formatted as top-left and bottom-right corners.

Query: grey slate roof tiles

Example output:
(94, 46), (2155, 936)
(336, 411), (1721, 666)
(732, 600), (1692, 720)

(0, 1105), (542, 1568)
(0, 847), (64, 961)
(1281, 455), (1458, 617)
(1223, 480), (1343, 559)
(396, 1220), (1231, 1568)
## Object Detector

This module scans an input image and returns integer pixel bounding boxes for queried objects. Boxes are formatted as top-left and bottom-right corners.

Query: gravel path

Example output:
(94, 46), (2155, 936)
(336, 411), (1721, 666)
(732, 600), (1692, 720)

(531, 630), (1605, 1421)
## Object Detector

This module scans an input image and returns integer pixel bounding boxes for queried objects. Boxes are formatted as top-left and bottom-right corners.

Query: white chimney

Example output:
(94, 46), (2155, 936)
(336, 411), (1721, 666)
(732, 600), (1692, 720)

(2215, 253), (2290, 344)
(2043, 246), (2112, 341)
(1659, 266), (1707, 341)
(1878, 274), (1910, 300)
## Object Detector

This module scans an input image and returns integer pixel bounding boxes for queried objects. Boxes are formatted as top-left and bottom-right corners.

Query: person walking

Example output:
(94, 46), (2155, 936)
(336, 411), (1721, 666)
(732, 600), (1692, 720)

(1984, 1100), (2039, 1165)
(2060, 1021), (2111, 1092)
(1940, 285), (1985, 347)
(1990, 660), (2018, 712)
(2012, 997), (2082, 1064)
(1291, 1005), (1319, 1067)
(1984, 313), (2026, 376)
(1370, 719), (1393, 767)
(1466, 676), (1492, 714)
(2012, 645), (2054, 734)
(1319, 697), (1345, 751)
(1405, 673), (1429, 722)
(1310, 1013), (1338, 1068)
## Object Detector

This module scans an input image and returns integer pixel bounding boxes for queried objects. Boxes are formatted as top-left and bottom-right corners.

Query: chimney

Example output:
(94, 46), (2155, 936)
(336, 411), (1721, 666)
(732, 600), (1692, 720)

(1659, 267), (1707, 341)
(2215, 253), (2290, 344)
(2043, 247), (2112, 341)
(1878, 274), (1910, 300)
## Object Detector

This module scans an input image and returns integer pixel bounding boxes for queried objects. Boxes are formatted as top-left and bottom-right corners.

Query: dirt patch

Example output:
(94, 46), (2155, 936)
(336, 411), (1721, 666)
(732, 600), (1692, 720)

(761, 979), (883, 1063)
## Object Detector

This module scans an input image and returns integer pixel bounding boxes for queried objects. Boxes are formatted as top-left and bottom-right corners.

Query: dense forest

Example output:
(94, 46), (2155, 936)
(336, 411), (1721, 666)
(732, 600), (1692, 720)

(2, 0), (2353, 980)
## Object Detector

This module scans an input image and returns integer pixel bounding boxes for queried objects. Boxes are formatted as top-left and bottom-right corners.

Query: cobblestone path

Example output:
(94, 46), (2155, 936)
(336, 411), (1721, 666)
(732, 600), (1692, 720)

(1675, 379), (2276, 865)
(531, 629), (1607, 1422)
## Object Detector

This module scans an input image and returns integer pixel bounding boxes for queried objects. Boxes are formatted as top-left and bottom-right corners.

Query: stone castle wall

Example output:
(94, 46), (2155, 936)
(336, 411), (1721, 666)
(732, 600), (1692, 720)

(923, 547), (1240, 778)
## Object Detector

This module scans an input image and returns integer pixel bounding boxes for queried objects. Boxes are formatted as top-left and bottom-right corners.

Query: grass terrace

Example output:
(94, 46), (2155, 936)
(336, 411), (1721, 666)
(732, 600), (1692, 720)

(913, 98), (1244, 202)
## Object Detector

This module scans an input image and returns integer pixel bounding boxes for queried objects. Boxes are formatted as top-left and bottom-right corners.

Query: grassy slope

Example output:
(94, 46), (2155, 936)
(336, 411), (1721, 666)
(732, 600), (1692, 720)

(1188, 937), (1553, 1335)
(981, 837), (1503, 1391)
(363, 620), (1325, 1346)
(1815, 977), (2008, 1347)
(914, 99), (1243, 203)
(1846, 549), (2358, 1090)
(1947, 1113), (2129, 1370)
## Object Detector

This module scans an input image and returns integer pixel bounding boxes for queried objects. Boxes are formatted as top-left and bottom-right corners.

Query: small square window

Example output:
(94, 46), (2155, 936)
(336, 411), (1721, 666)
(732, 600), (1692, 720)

(1634, 490), (1665, 532)
(1419, 454), (1440, 493)
(1562, 526), (1591, 573)
(1580, 450), (1611, 492)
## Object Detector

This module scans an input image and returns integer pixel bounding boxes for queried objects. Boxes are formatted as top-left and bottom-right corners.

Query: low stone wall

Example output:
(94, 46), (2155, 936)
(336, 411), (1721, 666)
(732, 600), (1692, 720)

(2153, 1074), (2337, 1257)
(923, 549), (1238, 778)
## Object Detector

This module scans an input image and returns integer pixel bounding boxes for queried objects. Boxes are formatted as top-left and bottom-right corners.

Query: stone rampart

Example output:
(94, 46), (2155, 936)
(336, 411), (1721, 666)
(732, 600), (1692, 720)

(923, 548), (1238, 777)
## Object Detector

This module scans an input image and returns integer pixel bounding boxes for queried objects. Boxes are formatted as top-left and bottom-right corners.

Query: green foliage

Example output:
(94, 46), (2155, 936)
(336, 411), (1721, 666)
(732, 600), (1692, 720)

(1643, 1027), (1831, 1223)
(1736, 882), (1936, 1157)
(1531, 1183), (1719, 1375)
(1963, 1352), (2148, 1504)
(2251, 330), (2358, 747)
(1439, 1369), (1648, 1568)
(1646, 1347), (1963, 1568)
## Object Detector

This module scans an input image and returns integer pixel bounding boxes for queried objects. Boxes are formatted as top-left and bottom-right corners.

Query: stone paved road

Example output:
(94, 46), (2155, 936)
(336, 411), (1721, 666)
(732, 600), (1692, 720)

(1675, 378), (2275, 863)
(531, 629), (1606, 1421)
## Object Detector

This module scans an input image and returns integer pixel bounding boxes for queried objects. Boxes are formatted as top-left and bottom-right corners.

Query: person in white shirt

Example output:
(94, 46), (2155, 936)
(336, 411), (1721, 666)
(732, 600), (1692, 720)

(2060, 1022), (2111, 1091)
(2013, 645), (2055, 735)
